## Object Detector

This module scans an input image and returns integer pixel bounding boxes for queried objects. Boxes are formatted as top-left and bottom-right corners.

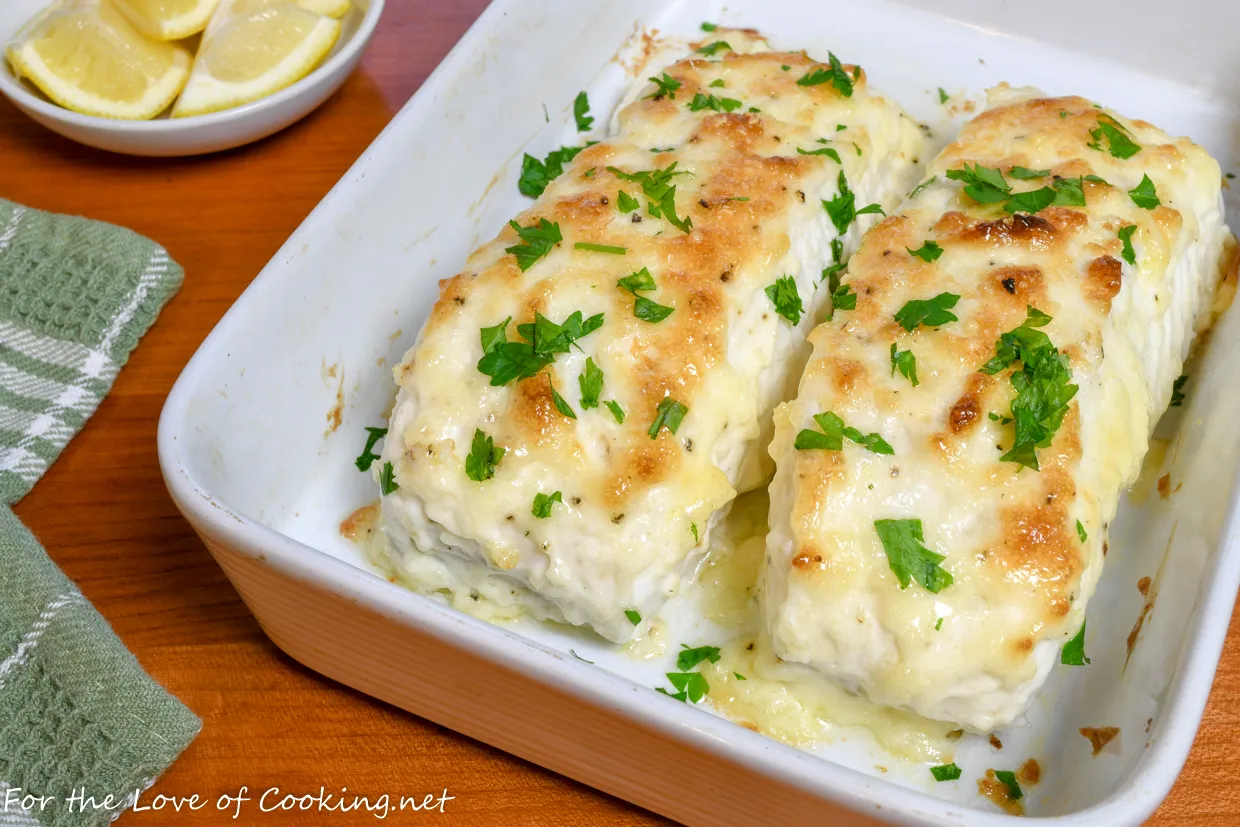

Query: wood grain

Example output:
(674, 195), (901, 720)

(0, 2), (1235, 824)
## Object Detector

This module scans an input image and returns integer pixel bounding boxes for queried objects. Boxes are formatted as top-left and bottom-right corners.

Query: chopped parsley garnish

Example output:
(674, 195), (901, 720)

(1003, 187), (1057, 214)
(579, 357), (603, 409)
(979, 306), (1078, 471)
(550, 381), (577, 419)
(505, 218), (562, 270)
(945, 162), (1010, 204)
(476, 311), (604, 386)
(894, 292), (960, 331)
(765, 276), (803, 325)
(605, 400), (626, 423)
(697, 40), (732, 56)
(734, 672), (746, 680)
(931, 763), (962, 782)
(648, 397), (688, 439)
(1170, 374), (1188, 407)
(794, 411), (893, 455)
(907, 240), (943, 262)
(379, 461), (399, 495)
(797, 144), (842, 163)
(709, 78), (725, 88)
(677, 644), (722, 671)
(691, 522), (699, 543)
(700, 21), (717, 31)
(574, 242), (627, 254)
(355, 426), (387, 471)
(618, 267), (675, 323)
(1076, 519), (1088, 543)
(1009, 166), (1049, 180)
(1049, 176), (1087, 207)
(617, 190), (640, 213)
(937, 87), (948, 104)
(608, 162), (693, 233)
(518, 146), (584, 198)
(464, 429), (505, 482)
(908, 176), (935, 198)
(658, 671), (710, 703)
(796, 52), (857, 98)
(573, 91), (593, 132)
(822, 170), (885, 235)
(1118, 224), (1138, 266)
(532, 491), (563, 518)
(688, 92), (743, 113)
(988, 411), (1013, 425)
(827, 280), (856, 319)
(645, 73), (682, 100)
(625, 609), (642, 625)
(1129, 174), (1160, 209)
(890, 342), (919, 387)
(994, 771), (1023, 801)
(1088, 115), (1141, 159)
(934, 617), (944, 631)
(874, 518), (953, 593)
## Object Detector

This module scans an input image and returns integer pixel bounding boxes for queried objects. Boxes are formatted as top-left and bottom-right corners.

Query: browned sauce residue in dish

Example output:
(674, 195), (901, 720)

(978, 770), (1023, 816)
(1017, 758), (1041, 785)
(340, 503), (380, 542)
(1137, 576), (1151, 596)
(1157, 473), (1171, 499)
(1080, 726), (1120, 756)
(989, 734), (1003, 750)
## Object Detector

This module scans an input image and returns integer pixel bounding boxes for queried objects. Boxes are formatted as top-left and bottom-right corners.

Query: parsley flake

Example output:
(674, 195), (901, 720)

(625, 609), (642, 625)
(658, 671), (710, 703)
(645, 73), (682, 100)
(579, 358), (604, 409)
(691, 522), (699, 543)
(1009, 166), (1049, 180)
(648, 397), (688, 439)
(937, 87), (949, 104)
(573, 91), (593, 132)
(355, 426), (387, 471)
(978, 306), (1078, 470)
(688, 92), (743, 113)
(518, 146), (584, 198)
(1003, 187), (1057, 214)
(700, 21), (717, 31)
(608, 162), (693, 232)
(532, 491), (563, 518)
(931, 763), (962, 782)
(908, 176), (935, 198)
(796, 52), (857, 98)
(734, 672), (747, 680)
(379, 461), (399, 495)
(894, 292), (960, 331)
(907, 240), (943, 262)
(616, 190), (640, 213)
(797, 145), (842, 163)
(464, 429), (505, 482)
(874, 518), (953, 593)
(709, 78), (725, 88)
(550, 381), (577, 419)
(945, 162), (1010, 204)
(1088, 115), (1141, 159)
(574, 242), (627, 255)
(697, 40), (732, 56)
(822, 170), (885, 235)
(1118, 225), (1138, 266)
(1129, 174), (1161, 209)
(677, 644), (722, 671)
(618, 267), (675, 323)
(765, 276), (804, 325)
(605, 400), (626, 423)
(794, 411), (893, 455)
(994, 771), (1023, 801)
(505, 218), (562, 270)
(890, 342), (919, 387)
(1170, 374), (1188, 407)
(477, 311), (604, 386)
(1076, 519), (1088, 543)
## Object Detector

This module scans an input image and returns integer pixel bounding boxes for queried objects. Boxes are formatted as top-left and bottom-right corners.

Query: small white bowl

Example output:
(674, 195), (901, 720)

(0, 0), (383, 156)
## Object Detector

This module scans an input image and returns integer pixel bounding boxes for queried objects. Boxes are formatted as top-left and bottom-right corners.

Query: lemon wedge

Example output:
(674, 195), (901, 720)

(171, 0), (340, 118)
(293, 0), (349, 18)
(4, 0), (191, 120)
(112, 0), (221, 40)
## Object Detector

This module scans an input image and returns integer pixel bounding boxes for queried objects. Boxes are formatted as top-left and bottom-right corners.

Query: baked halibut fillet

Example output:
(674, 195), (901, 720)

(377, 30), (925, 642)
(764, 85), (1233, 730)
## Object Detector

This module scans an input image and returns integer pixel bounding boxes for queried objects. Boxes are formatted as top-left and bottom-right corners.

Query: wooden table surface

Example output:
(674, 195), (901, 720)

(1, 2), (1238, 824)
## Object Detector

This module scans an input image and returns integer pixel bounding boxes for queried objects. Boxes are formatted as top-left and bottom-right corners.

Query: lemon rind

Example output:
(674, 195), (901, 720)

(170, 16), (340, 118)
(6, 41), (190, 120)
(114, 0), (222, 41)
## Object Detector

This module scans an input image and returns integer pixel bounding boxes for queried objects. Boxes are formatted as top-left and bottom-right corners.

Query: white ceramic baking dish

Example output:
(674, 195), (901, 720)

(157, 0), (1240, 823)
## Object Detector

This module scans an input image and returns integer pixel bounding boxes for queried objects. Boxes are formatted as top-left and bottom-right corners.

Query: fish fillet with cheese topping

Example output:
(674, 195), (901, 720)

(376, 30), (926, 642)
(764, 85), (1234, 730)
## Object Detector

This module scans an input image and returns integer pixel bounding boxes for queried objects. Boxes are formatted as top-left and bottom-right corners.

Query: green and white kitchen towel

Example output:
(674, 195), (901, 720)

(0, 199), (200, 827)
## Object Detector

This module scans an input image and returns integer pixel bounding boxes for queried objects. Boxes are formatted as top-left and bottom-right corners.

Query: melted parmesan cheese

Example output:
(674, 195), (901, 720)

(765, 85), (1233, 731)
(377, 29), (926, 642)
